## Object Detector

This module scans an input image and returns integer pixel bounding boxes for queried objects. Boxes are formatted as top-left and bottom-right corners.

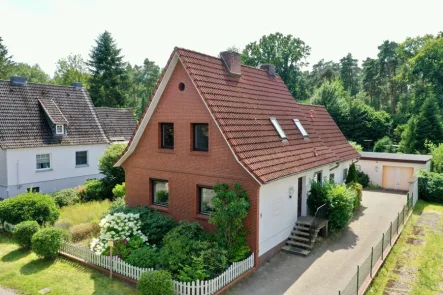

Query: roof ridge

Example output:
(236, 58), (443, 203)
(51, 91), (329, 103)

(96, 107), (133, 111)
(0, 79), (83, 89)
(175, 47), (281, 76)
(295, 102), (326, 108)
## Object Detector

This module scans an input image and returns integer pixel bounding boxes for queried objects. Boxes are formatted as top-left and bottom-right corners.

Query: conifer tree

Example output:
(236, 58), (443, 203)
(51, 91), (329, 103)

(345, 163), (358, 184)
(0, 37), (14, 79)
(87, 31), (128, 107)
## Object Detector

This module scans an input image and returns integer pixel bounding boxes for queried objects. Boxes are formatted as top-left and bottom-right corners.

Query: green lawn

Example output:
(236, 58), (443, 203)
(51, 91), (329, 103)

(0, 234), (139, 295)
(366, 200), (443, 294)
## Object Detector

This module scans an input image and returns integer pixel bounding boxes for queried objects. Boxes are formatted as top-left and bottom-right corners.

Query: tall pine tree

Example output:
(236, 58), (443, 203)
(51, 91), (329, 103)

(87, 31), (128, 107)
(0, 37), (14, 79)
(400, 96), (442, 153)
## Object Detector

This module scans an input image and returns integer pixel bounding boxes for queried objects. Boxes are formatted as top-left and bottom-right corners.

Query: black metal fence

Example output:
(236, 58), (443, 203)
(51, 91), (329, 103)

(339, 193), (414, 295)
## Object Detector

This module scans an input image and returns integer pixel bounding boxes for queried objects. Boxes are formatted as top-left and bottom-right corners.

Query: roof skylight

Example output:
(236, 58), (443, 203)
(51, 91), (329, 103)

(270, 117), (287, 140)
(293, 119), (309, 139)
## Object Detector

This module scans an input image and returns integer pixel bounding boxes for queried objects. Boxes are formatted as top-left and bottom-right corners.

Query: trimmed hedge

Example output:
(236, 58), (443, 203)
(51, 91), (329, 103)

(32, 227), (66, 259)
(417, 170), (443, 203)
(124, 247), (158, 268)
(13, 221), (40, 249)
(0, 192), (59, 225)
(356, 170), (370, 188)
(138, 270), (173, 295)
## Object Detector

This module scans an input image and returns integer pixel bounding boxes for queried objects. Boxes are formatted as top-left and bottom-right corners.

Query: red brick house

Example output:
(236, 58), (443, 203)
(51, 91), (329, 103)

(115, 48), (359, 265)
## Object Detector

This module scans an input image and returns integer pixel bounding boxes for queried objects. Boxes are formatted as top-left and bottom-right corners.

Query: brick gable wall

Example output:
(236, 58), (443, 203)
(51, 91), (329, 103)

(122, 61), (260, 258)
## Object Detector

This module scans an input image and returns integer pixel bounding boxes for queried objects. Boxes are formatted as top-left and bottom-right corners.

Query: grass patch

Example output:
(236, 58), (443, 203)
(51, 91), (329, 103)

(55, 200), (110, 228)
(366, 200), (443, 294)
(0, 234), (138, 295)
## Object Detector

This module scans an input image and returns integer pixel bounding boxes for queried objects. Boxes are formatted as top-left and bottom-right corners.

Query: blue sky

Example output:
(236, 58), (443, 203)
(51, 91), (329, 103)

(1, 0), (441, 76)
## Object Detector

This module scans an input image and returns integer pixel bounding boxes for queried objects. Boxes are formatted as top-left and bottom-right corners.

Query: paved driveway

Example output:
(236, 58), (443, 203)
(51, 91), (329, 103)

(227, 190), (407, 295)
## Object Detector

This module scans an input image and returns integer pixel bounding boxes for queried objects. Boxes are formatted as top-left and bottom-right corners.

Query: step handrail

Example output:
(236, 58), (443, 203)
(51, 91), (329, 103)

(309, 203), (328, 244)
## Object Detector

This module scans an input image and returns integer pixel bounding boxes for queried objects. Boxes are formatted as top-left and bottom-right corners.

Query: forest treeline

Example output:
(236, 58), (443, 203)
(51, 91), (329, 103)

(1, 31), (442, 155)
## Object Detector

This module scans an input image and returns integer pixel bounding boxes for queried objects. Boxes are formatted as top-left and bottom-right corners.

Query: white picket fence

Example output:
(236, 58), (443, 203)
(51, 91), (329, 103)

(59, 242), (254, 295)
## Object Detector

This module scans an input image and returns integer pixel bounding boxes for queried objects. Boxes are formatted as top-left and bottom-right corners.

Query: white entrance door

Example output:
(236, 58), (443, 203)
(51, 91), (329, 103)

(382, 166), (413, 191)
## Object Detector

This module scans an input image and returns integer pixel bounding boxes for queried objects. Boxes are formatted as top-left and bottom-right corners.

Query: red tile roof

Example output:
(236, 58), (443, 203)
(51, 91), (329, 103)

(117, 48), (359, 184)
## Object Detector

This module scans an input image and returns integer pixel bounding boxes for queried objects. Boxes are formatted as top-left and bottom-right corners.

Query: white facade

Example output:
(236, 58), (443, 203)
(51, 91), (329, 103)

(258, 159), (353, 256)
(0, 144), (108, 199)
(357, 159), (430, 188)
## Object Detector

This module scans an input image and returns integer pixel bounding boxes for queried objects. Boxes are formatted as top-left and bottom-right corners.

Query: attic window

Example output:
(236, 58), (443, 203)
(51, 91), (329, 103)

(56, 125), (64, 135)
(178, 82), (185, 91)
(293, 119), (309, 139)
(270, 117), (287, 140)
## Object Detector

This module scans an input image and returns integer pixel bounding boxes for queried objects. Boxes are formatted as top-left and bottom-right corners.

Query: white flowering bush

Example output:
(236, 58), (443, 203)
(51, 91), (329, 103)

(90, 212), (148, 255)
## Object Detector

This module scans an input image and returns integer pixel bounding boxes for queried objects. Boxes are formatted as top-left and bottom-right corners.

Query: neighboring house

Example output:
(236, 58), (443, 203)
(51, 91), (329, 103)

(0, 78), (110, 199)
(358, 152), (431, 203)
(114, 48), (360, 265)
(95, 107), (137, 143)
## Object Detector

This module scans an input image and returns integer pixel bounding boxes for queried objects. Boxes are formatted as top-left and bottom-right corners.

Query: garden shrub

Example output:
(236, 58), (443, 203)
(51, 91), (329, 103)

(417, 170), (443, 203)
(124, 246), (158, 268)
(138, 270), (173, 295)
(75, 184), (87, 201)
(13, 221), (40, 249)
(356, 170), (370, 188)
(112, 183), (125, 199)
(90, 212), (148, 254)
(110, 206), (176, 245)
(348, 182), (363, 210)
(108, 197), (126, 214)
(52, 188), (80, 208)
(345, 163), (358, 184)
(83, 179), (106, 202)
(159, 221), (228, 281)
(209, 183), (250, 262)
(99, 143), (127, 198)
(70, 222), (100, 242)
(307, 180), (334, 215)
(0, 192), (59, 225)
(327, 184), (355, 231)
(31, 227), (66, 259)
(156, 190), (168, 203)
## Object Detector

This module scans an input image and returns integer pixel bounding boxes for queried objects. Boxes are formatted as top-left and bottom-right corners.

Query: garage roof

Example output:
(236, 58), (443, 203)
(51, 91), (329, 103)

(360, 152), (432, 164)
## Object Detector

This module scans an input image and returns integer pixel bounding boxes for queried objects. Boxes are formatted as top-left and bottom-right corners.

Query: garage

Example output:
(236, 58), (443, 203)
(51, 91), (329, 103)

(358, 152), (432, 191)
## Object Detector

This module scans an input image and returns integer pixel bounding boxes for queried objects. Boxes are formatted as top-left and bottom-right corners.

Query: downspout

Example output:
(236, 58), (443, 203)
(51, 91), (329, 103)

(16, 160), (21, 189)
(329, 162), (340, 171)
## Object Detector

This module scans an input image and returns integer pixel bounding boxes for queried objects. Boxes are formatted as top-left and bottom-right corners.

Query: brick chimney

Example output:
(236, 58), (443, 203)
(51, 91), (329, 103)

(220, 51), (241, 76)
(260, 64), (276, 76)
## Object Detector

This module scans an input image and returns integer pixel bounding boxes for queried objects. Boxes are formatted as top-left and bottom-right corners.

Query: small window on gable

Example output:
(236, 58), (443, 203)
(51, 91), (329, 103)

(293, 119), (308, 139)
(56, 125), (64, 135)
(270, 117), (287, 140)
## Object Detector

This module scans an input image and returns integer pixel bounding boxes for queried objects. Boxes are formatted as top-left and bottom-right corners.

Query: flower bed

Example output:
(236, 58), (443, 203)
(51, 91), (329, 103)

(59, 242), (254, 295)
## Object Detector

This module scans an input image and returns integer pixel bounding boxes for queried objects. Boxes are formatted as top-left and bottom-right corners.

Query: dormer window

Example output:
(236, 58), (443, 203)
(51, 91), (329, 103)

(270, 117), (287, 141)
(56, 125), (64, 135)
(293, 119), (309, 139)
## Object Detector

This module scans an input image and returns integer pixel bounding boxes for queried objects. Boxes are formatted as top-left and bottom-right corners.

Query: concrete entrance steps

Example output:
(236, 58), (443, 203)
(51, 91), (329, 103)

(282, 216), (323, 256)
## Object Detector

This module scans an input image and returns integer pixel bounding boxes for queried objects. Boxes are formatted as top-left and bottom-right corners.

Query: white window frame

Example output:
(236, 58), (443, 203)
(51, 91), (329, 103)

(75, 150), (88, 167)
(36, 154), (51, 171)
(293, 119), (309, 139)
(270, 117), (287, 139)
(56, 124), (64, 135)
(343, 168), (348, 181)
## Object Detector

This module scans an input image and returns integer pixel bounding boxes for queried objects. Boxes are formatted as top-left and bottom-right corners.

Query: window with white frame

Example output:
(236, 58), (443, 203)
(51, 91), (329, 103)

(75, 151), (88, 166)
(56, 125), (64, 135)
(293, 119), (309, 139)
(270, 117), (287, 140)
(36, 154), (51, 170)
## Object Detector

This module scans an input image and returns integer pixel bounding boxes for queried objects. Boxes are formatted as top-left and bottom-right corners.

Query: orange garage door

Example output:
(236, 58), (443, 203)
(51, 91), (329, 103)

(382, 166), (414, 191)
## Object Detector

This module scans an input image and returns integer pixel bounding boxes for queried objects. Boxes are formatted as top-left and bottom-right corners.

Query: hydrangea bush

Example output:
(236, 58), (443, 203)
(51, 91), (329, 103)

(90, 212), (148, 255)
